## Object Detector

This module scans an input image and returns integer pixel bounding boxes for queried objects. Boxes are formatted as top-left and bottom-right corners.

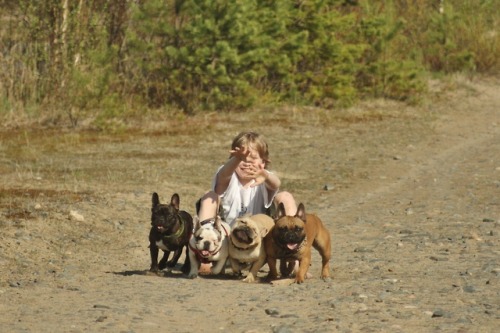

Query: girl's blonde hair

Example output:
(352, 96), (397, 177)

(231, 131), (270, 167)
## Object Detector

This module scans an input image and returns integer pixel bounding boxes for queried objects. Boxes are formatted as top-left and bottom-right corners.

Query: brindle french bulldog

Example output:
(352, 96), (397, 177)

(149, 192), (193, 274)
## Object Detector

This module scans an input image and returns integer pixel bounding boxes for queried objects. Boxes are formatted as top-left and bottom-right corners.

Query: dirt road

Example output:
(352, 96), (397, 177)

(0, 77), (498, 332)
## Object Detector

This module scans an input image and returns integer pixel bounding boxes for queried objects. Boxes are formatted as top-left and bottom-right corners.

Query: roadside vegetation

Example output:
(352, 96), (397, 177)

(0, 0), (498, 128)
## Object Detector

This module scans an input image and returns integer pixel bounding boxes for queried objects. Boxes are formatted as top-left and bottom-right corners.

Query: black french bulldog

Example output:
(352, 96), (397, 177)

(149, 192), (193, 274)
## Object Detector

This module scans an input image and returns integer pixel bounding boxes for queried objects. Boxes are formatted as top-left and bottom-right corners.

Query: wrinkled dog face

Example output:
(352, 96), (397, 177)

(273, 216), (306, 252)
(193, 225), (222, 256)
(231, 217), (259, 247)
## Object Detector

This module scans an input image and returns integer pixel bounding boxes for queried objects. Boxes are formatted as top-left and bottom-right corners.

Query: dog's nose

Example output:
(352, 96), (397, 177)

(203, 241), (211, 250)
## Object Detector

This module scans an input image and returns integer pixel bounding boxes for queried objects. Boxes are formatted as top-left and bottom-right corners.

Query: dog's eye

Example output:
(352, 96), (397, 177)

(294, 226), (302, 232)
(195, 236), (203, 242)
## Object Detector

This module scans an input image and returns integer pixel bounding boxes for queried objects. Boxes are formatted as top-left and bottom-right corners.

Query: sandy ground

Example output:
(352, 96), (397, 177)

(0, 76), (498, 332)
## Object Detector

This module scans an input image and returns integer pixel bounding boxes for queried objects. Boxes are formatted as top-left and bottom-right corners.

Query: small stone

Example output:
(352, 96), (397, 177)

(432, 309), (445, 318)
(323, 184), (335, 191)
(265, 308), (280, 316)
(8, 281), (21, 288)
(429, 256), (448, 261)
(69, 210), (84, 222)
(279, 314), (299, 318)
(405, 208), (414, 215)
(482, 218), (495, 223)
(463, 285), (476, 293)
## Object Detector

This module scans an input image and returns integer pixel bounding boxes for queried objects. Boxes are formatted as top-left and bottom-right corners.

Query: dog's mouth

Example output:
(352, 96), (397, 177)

(277, 234), (305, 252)
(233, 228), (253, 244)
(156, 225), (166, 232)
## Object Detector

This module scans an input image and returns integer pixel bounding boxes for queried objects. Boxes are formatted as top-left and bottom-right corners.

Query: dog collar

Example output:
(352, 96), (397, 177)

(162, 215), (186, 240)
(200, 218), (215, 226)
(220, 223), (230, 237)
(189, 243), (220, 260)
(199, 219), (229, 238)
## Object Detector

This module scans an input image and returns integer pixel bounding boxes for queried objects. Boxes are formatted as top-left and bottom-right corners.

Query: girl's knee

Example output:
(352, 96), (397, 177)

(275, 191), (294, 202)
(196, 191), (218, 215)
(200, 191), (218, 202)
(274, 191), (297, 216)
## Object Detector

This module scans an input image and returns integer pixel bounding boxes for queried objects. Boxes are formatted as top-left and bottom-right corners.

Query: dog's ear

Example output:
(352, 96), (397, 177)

(152, 192), (160, 208)
(239, 216), (248, 225)
(214, 217), (224, 241)
(214, 216), (222, 229)
(170, 193), (180, 210)
(296, 203), (307, 222)
(193, 216), (201, 230)
(277, 202), (286, 219)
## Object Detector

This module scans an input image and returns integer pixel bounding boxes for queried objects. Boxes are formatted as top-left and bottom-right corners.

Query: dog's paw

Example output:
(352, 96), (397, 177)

(146, 270), (160, 276)
(321, 276), (331, 282)
(187, 273), (198, 279)
(230, 270), (242, 278)
(242, 274), (256, 283)
(166, 260), (177, 268)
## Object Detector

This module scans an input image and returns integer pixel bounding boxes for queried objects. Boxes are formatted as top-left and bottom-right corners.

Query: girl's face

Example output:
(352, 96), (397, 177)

(235, 146), (265, 182)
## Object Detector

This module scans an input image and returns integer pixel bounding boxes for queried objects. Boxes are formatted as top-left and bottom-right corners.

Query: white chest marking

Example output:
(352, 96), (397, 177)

(156, 240), (171, 251)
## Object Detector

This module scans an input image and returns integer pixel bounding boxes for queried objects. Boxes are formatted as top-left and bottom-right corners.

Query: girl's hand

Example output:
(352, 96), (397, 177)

(230, 147), (250, 161)
(250, 165), (268, 188)
(243, 163), (268, 188)
(231, 146), (269, 188)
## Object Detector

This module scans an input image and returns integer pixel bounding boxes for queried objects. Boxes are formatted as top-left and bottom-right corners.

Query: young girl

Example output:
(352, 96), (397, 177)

(197, 131), (296, 226)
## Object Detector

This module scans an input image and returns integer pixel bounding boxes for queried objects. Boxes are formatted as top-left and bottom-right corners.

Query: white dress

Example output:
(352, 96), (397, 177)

(211, 166), (278, 226)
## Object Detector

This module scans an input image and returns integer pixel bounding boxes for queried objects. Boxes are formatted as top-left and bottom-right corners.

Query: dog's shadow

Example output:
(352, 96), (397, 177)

(109, 268), (255, 281)
(111, 269), (147, 277)
(109, 267), (189, 279)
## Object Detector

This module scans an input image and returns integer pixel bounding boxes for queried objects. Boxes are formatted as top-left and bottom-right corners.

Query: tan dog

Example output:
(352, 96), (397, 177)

(265, 203), (331, 283)
(228, 214), (275, 283)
